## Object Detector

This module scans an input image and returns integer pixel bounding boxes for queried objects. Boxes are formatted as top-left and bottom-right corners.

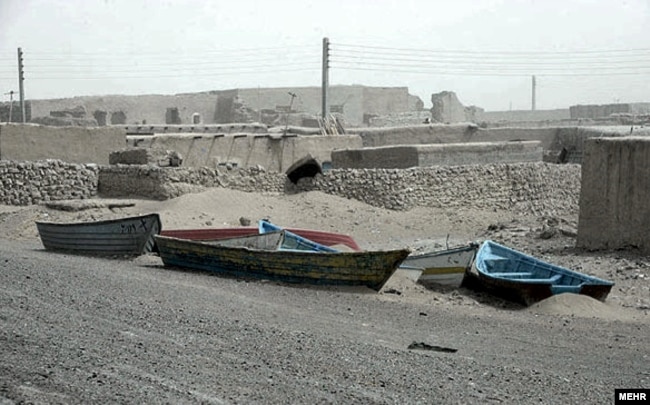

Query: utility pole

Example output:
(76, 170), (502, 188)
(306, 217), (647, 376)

(321, 37), (329, 120)
(283, 92), (297, 136)
(4, 90), (15, 123)
(17, 47), (25, 123)
(531, 75), (536, 111)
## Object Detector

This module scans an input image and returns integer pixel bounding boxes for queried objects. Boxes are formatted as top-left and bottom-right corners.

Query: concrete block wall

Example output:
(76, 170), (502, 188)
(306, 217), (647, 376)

(350, 125), (557, 149)
(549, 127), (650, 163)
(349, 124), (478, 147)
(570, 103), (650, 119)
(351, 124), (650, 164)
(0, 124), (126, 164)
(0, 160), (98, 205)
(126, 133), (363, 171)
(416, 141), (542, 167)
(332, 146), (420, 169)
(577, 137), (650, 253)
(476, 109), (570, 123)
(331, 141), (542, 169)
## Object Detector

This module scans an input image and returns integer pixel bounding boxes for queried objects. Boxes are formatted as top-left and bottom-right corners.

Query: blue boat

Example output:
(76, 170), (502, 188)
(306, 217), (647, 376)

(469, 240), (614, 305)
(258, 220), (339, 252)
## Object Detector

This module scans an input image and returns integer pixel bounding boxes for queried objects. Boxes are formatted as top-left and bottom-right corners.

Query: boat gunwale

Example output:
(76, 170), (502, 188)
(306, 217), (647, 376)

(35, 213), (162, 229)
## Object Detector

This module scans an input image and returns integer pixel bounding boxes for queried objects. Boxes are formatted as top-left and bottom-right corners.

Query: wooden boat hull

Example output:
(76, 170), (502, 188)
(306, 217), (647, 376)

(36, 213), (161, 256)
(154, 235), (409, 291)
(401, 244), (478, 287)
(160, 226), (362, 251)
(469, 240), (614, 306)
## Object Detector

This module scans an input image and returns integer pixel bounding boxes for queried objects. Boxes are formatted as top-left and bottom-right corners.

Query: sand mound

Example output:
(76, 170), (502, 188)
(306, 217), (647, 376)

(526, 293), (633, 321)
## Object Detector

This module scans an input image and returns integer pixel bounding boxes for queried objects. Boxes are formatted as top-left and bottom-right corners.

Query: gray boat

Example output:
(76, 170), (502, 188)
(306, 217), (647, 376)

(36, 213), (161, 256)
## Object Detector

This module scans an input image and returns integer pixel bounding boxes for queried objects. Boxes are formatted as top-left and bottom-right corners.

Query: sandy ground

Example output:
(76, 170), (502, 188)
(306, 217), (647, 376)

(1, 188), (648, 403)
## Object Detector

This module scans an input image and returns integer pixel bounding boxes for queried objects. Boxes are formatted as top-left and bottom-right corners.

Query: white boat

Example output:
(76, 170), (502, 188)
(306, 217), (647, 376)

(401, 244), (478, 287)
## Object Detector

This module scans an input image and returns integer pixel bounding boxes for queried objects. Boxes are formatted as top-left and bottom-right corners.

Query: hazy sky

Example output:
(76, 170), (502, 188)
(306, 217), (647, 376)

(1, 0), (649, 111)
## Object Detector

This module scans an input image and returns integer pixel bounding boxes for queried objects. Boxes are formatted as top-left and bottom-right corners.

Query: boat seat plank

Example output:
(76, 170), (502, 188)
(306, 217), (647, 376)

(550, 285), (581, 294)
(514, 275), (562, 284)
(489, 272), (534, 278)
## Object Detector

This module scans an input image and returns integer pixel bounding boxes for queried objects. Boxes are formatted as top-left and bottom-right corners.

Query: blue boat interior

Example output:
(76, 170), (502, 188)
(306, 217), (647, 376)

(258, 220), (339, 253)
(477, 241), (613, 288)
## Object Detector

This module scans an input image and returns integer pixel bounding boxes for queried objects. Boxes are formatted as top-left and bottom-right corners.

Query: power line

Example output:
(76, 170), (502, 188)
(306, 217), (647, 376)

(331, 60), (650, 73)
(335, 42), (650, 56)
(25, 61), (321, 73)
(16, 66), (321, 80)
(26, 50), (320, 64)
(329, 41), (650, 77)
(0, 44), (317, 58)
(329, 56), (650, 70)
(331, 50), (650, 65)
(328, 65), (650, 77)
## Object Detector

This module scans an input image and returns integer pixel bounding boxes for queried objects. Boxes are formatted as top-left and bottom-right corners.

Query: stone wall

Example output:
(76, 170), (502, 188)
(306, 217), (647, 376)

(97, 162), (581, 216)
(304, 163), (580, 214)
(98, 165), (286, 200)
(0, 158), (581, 218)
(577, 137), (650, 253)
(0, 160), (98, 205)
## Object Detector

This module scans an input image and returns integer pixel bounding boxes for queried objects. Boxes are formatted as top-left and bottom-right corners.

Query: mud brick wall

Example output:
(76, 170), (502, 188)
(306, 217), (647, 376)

(578, 137), (650, 253)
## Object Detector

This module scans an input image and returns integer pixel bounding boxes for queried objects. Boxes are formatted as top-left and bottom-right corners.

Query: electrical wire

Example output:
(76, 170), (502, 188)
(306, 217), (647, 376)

(329, 42), (650, 77)
(1, 41), (649, 84)
(334, 42), (650, 56)
(327, 65), (650, 77)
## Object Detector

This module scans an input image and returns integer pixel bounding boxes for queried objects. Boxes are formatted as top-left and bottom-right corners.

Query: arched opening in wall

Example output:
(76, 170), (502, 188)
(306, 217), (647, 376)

(286, 154), (322, 184)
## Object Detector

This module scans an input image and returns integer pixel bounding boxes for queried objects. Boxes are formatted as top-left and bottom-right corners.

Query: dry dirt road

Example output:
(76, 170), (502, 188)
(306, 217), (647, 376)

(1, 239), (648, 404)
(0, 189), (648, 404)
